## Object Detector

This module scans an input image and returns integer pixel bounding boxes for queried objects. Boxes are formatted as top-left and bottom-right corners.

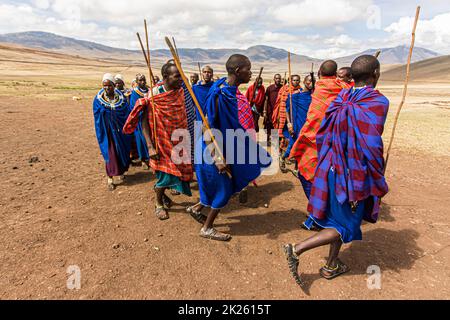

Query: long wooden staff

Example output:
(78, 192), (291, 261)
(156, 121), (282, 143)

(137, 31), (158, 154)
(287, 52), (293, 131)
(310, 63), (316, 92)
(374, 50), (382, 59)
(172, 36), (179, 57)
(251, 67), (264, 104)
(165, 36), (232, 178)
(144, 20), (156, 86)
(198, 62), (202, 82)
(384, 6), (420, 171)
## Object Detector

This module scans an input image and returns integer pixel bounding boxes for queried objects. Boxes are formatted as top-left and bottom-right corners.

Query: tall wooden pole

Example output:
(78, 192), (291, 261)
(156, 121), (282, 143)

(137, 31), (158, 154)
(165, 37), (231, 178)
(384, 6), (420, 171)
(144, 20), (156, 86)
(287, 52), (293, 129)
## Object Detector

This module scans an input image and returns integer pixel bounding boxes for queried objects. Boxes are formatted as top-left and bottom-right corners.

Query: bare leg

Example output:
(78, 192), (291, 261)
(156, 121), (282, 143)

(154, 187), (169, 220)
(200, 208), (231, 241)
(326, 240), (343, 268)
(155, 187), (166, 207)
(203, 208), (220, 229)
(294, 228), (341, 256)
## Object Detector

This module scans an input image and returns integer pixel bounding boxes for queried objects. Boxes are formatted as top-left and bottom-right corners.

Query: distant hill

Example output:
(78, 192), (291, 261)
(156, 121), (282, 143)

(336, 46), (440, 66)
(0, 31), (136, 58)
(0, 31), (441, 68)
(381, 55), (450, 82)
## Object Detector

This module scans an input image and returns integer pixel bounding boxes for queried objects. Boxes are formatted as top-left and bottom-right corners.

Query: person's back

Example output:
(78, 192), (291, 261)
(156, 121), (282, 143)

(283, 55), (390, 286)
(188, 54), (271, 242)
(290, 60), (351, 182)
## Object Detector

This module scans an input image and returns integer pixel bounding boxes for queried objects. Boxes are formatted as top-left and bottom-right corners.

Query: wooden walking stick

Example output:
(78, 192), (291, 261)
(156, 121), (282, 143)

(287, 51), (294, 134)
(374, 50), (382, 59)
(165, 36), (232, 178)
(136, 32), (159, 155)
(251, 67), (264, 104)
(172, 36), (180, 57)
(198, 62), (202, 82)
(310, 63), (316, 92)
(384, 6), (420, 171)
(144, 19), (156, 86)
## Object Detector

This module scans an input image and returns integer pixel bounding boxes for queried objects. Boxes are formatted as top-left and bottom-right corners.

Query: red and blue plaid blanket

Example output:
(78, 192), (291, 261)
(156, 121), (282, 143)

(308, 86), (390, 222)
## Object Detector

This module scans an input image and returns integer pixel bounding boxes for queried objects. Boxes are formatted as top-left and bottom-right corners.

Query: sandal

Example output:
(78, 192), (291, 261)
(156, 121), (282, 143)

(279, 158), (288, 174)
(107, 178), (115, 191)
(239, 189), (248, 204)
(319, 260), (350, 280)
(155, 206), (169, 221)
(162, 194), (173, 208)
(283, 244), (304, 287)
(171, 190), (181, 196)
(200, 227), (231, 242)
(186, 206), (207, 224)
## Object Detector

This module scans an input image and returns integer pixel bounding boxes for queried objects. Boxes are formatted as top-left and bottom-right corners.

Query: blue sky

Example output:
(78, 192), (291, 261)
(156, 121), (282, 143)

(0, 0), (449, 58)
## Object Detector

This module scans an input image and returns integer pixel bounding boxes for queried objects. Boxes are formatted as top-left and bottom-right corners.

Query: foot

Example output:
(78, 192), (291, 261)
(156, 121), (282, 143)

(155, 205), (169, 220)
(117, 175), (125, 183)
(142, 161), (150, 170)
(239, 189), (248, 204)
(279, 157), (288, 174)
(162, 194), (173, 208)
(107, 178), (115, 191)
(200, 227), (231, 241)
(319, 260), (350, 280)
(170, 190), (181, 196)
(187, 205), (207, 224)
(283, 244), (304, 287)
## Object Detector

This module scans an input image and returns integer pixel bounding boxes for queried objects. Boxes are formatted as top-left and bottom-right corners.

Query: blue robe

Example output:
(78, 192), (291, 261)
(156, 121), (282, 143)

(129, 87), (149, 161)
(192, 81), (214, 121)
(195, 78), (272, 209)
(283, 90), (312, 158)
(93, 89), (132, 169)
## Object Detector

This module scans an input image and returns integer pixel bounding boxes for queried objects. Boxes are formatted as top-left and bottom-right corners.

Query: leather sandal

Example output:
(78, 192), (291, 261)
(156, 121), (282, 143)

(200, 227), (231, 241)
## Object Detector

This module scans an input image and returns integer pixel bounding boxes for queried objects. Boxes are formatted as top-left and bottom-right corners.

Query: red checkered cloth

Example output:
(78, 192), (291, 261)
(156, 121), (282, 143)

(289, 77), (351, 181)
(237, 89), (255, 130)
(123, 88), (193, 182)
(271, 84), (301, 134)
(245, 82), (266, 113)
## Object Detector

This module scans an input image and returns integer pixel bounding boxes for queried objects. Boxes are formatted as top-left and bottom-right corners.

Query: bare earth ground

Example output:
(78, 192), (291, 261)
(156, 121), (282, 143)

(0, 73), (449, 299)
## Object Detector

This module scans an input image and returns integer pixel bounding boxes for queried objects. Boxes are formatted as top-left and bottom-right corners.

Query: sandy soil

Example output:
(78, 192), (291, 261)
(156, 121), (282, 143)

(0, 64), (449, 300)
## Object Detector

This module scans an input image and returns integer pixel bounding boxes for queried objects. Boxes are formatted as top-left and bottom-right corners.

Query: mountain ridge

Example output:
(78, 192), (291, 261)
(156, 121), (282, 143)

(0, 31), (441, 66)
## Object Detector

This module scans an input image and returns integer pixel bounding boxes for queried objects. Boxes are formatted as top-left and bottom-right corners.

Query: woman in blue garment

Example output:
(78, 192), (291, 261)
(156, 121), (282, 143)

(93, 74), (132, 191)
(129, 73), (150, 169)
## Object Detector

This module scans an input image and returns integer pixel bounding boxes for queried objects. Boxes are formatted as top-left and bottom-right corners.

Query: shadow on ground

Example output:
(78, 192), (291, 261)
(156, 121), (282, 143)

(216, 209), (306, 240)
(298, 228), (422, 295)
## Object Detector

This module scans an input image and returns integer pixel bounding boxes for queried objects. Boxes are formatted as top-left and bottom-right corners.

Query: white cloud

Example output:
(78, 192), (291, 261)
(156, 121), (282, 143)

(271, 0), (373, 27)
(384, 11), (450, 54)
(0, 0), (449, 58)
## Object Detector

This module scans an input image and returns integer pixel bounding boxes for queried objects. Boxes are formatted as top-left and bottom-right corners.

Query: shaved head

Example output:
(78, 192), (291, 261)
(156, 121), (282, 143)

(319, 60), (338, 77)
(337, 67), (353, 84)
(351, 55), (380, 82)
(226, 54), (251, 75)
(226, 54), (252, 85)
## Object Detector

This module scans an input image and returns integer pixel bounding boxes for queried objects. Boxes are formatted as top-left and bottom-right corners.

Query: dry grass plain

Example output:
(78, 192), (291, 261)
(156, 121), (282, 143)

(0, 44), (449, 299)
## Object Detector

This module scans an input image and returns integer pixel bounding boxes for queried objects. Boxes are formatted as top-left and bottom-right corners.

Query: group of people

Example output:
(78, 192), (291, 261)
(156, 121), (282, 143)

(93, 52), (390, 285)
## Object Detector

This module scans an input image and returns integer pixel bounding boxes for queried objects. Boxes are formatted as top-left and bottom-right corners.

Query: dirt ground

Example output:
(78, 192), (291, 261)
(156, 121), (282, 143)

(0, 75), (449, 300)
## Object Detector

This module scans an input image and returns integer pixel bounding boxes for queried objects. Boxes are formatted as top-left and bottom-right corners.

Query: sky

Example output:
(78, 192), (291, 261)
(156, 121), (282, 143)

(0, 0), (449, 58)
